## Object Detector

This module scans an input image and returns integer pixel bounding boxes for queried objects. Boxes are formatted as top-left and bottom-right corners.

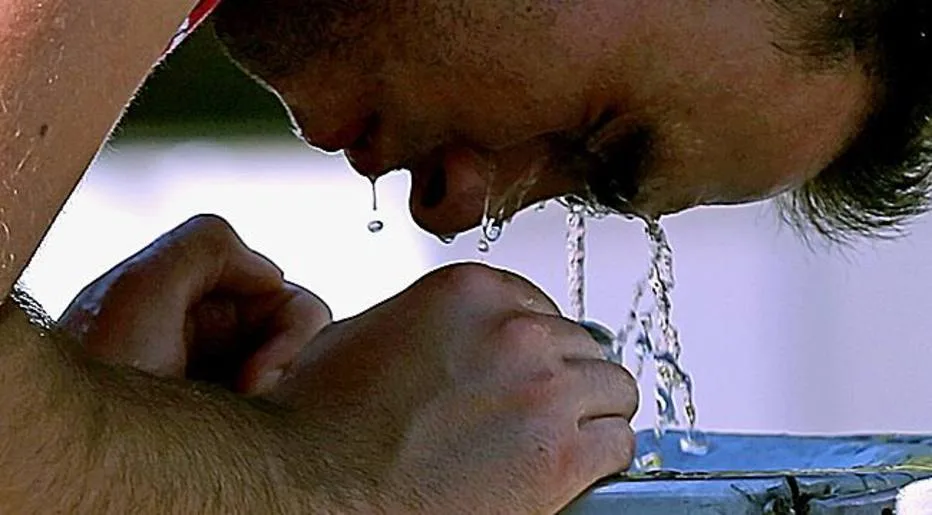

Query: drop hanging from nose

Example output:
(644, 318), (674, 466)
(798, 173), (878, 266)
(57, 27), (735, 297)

(367, 176), (384, 234)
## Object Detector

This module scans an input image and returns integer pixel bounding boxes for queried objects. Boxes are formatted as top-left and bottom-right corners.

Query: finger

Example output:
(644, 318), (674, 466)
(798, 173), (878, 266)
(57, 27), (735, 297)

(152, 214), (285, 302)
(237, 282), (332, 395)
(563, 359), (639, 421)
(536, 315), (606, 360)
(576, 417), (637, 480)
(493, 266), (562, 317)
(416, 263), (562, 318)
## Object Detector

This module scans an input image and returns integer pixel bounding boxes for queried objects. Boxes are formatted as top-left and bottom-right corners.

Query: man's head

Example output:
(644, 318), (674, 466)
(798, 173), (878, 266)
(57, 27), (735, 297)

(212, 0), (931, 241)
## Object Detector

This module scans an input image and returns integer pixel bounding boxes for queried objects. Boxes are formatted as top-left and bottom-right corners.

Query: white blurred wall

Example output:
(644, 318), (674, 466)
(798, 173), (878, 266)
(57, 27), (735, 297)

(21, 139), (932, 435)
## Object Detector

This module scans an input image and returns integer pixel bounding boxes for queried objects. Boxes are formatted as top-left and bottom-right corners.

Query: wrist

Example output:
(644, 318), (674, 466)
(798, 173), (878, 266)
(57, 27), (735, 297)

(0, 296), (322, 512)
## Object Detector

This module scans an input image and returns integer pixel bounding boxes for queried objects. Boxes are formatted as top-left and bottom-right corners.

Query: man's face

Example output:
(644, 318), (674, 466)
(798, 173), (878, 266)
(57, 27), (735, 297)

(214, 0), (872, 235)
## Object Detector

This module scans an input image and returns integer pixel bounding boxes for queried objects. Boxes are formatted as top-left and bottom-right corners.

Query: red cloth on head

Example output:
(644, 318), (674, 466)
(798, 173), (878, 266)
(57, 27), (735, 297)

(165, 0), (222, 55)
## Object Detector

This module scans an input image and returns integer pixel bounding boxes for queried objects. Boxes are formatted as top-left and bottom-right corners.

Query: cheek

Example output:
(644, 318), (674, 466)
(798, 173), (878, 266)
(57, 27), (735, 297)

(380, 6), (599, 150)
(631, 118), (834, 216)
(636, 78), (868, 213)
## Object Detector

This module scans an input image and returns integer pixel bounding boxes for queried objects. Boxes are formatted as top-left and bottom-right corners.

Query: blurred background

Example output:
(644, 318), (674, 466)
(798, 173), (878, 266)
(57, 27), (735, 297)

(21, 28), (932, 435)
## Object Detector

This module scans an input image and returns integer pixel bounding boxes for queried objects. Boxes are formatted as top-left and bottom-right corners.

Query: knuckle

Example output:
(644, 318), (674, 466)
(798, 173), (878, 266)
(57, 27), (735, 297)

(496, 312), (550, 351)
(619, 424), (637, 469)
(613, 365), (640, 417)
(572, 323), (606, 356)
(179, 214), (247, 258)
(428, 262), (505, 294)
(183, 214), (238, 243)
(184, 213), (232, 232)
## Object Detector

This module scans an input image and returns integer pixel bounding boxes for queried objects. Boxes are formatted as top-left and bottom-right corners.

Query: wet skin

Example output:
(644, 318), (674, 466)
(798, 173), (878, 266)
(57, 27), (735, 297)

(213, 0), (872, 235)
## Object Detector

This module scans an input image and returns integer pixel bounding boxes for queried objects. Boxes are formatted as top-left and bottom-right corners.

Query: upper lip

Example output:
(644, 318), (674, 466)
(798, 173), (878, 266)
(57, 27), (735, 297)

(306, 114), (377, 154)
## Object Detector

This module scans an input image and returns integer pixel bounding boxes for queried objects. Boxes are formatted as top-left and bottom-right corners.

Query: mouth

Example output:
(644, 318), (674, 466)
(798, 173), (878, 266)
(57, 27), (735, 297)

(406, 147), (506, 235)
(317, 120), (581, 234)
(312, 115), (462, 230)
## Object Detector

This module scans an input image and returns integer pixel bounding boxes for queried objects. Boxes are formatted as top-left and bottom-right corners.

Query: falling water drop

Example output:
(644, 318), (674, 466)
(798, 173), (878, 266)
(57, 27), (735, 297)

(438, 234), (458, 245)
(367, 177), (384, 234)
(680, 429), (710, 456)
(483, 218), (504, 243)
(477, 165), (496, 254)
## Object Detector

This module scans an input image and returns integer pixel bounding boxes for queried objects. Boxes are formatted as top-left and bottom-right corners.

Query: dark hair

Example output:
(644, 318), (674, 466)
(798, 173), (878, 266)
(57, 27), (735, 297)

(772, 0), (932, 244)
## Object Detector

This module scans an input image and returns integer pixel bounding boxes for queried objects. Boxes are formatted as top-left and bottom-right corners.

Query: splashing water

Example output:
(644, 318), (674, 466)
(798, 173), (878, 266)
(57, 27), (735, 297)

(566, 200), (587, 322)
(608, 219), (707, 467)
(476, 159), (543, 254)
(367, 177), (384, 234)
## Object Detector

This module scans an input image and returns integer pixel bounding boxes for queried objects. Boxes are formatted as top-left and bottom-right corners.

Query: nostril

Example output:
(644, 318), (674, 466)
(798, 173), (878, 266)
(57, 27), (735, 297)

(421, 165), (447, 208)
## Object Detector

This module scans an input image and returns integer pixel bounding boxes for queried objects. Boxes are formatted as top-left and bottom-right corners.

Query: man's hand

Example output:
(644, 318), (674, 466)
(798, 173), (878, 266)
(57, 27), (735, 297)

(59, 214), (328, 393)
(268, 262), (639, 514)
(58, 216), (638, 513)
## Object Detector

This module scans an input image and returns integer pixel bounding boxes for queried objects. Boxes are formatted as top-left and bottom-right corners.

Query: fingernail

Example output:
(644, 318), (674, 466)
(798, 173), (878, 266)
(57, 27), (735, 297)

(253, 368), (284, 394)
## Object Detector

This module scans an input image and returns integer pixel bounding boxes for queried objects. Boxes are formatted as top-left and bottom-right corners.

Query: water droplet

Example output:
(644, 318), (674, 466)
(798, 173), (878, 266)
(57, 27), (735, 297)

(438, 234), (457, 245)
(367, 220), (384, 233)
(483, 220), (504, 242)
(478, 169), (506, 248)
(633, 451), (663, 472)
(366, 176), (384, 234)
(610, 217), (700, 466)
(369, 177), (379, 212)
(534, 200), (548, 212)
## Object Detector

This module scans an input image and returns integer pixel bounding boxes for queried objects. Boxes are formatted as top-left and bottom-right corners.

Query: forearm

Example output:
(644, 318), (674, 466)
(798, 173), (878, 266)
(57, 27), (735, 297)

(0, 0), (197, 298)
(0, 297), (328, 513)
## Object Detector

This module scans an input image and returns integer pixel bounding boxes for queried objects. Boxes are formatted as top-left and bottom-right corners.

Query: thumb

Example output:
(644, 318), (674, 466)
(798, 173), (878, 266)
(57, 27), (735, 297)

(236, 282), (333, 395)
(156, 215), (285, 303)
